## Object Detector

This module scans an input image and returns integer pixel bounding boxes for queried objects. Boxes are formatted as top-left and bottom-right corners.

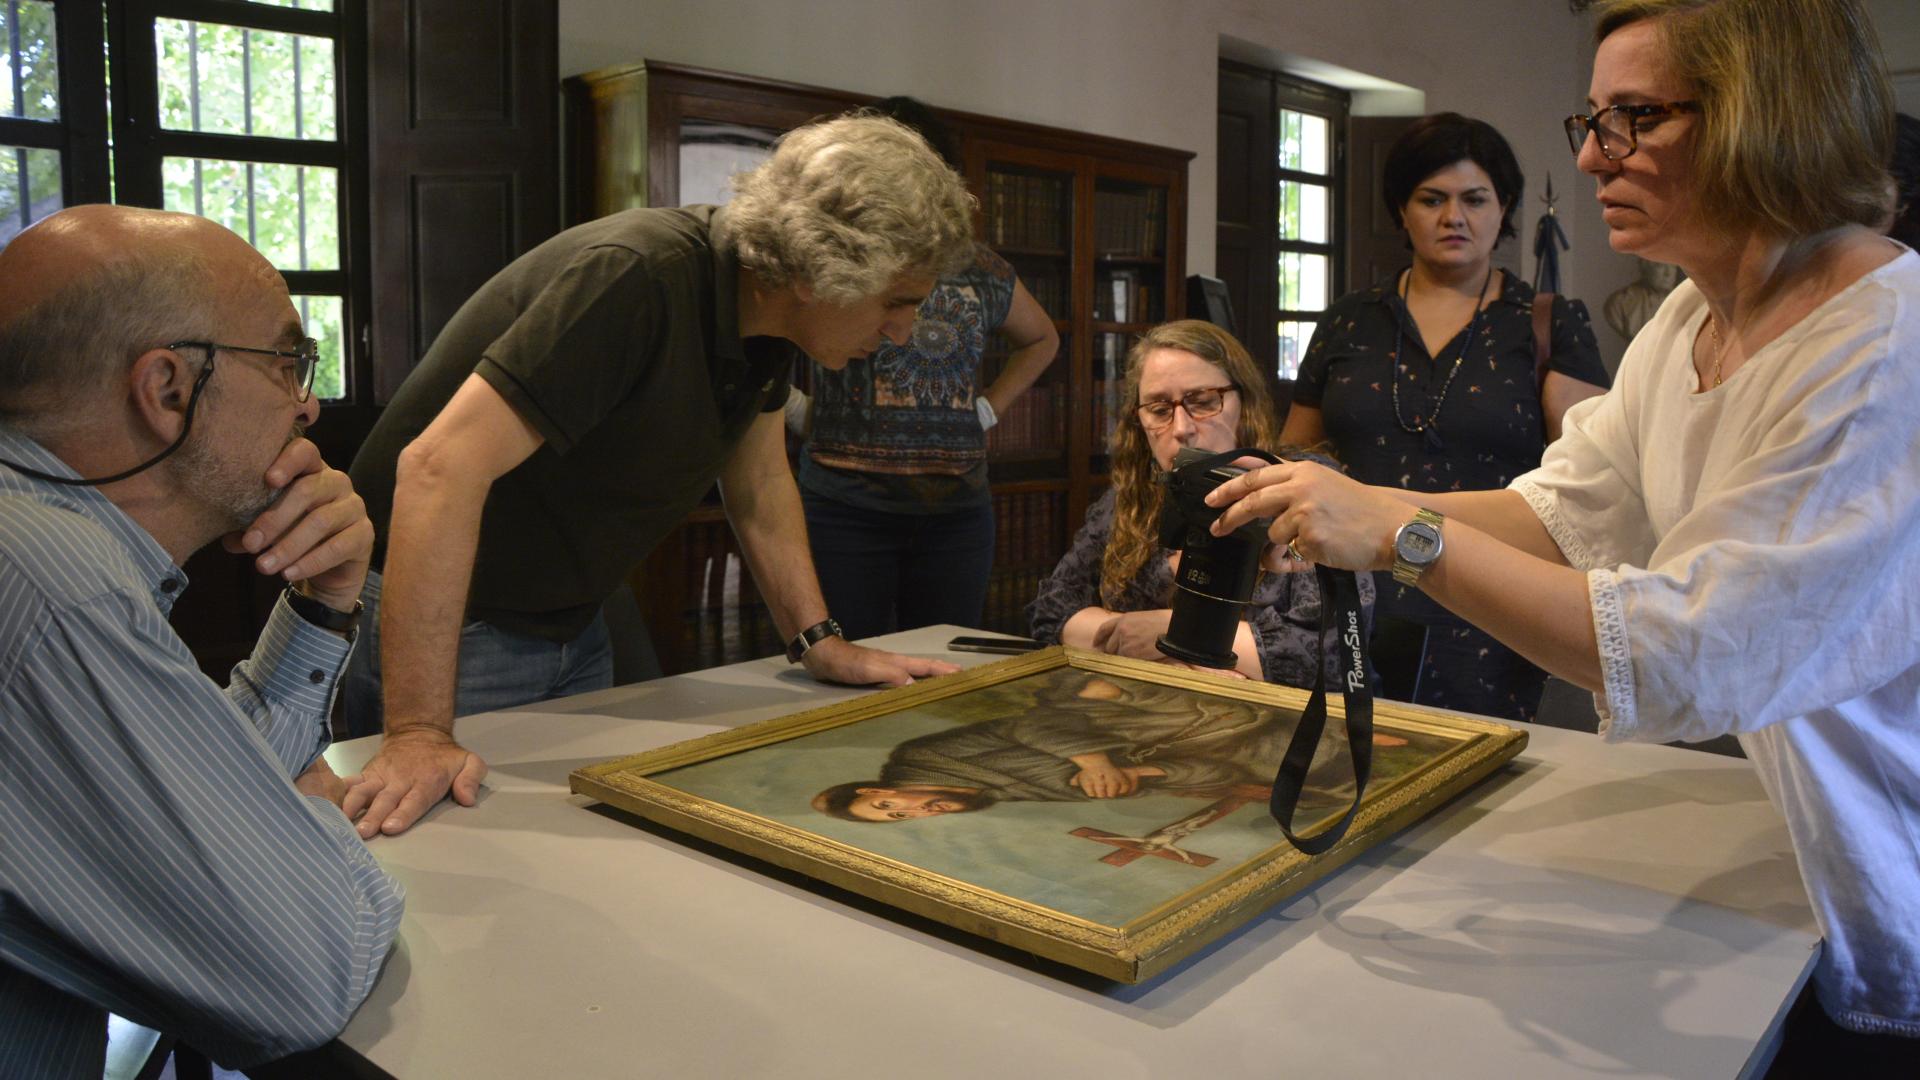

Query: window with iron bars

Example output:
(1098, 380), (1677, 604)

(1, 0), (365, 403)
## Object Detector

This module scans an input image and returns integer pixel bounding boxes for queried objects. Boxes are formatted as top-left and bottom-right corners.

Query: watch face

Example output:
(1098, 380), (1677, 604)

(1396, 520), (1442, 565)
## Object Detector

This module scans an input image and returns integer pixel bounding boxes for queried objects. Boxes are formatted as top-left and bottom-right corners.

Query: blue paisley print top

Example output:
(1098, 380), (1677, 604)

(798, 243), (1017, 513)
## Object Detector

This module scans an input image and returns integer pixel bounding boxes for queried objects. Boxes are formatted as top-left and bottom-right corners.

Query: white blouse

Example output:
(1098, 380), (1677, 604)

(1513, 249), (1920, 1036)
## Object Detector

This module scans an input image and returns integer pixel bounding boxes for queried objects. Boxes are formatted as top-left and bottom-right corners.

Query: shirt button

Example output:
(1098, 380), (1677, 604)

(309, 669), (325, 684)
(160, 579), (179, 593)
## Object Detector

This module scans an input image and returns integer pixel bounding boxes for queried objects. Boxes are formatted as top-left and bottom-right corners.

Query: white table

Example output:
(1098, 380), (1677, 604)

(327, 626), (1816, 1078)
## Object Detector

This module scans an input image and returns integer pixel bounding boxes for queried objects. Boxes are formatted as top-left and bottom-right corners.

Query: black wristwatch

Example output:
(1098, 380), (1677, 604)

(786, 617), (843, 663)
(284, 584), (363, 636)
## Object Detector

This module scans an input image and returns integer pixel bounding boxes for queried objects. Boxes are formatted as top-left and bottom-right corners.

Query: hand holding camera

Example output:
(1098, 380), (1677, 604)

(1197, 455), (1418, 575)
(1153, 446), (1282, 668)
(1157, 445), (1377, 855)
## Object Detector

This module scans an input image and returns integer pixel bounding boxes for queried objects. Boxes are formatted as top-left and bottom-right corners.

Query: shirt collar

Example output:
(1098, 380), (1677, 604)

(0, 425), (190, 612)
(706, 203), (747, 365)
(1363, 265), (1535, 310)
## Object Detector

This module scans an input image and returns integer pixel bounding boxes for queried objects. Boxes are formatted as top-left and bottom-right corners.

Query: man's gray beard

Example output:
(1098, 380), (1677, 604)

(172, 423), (297, 535)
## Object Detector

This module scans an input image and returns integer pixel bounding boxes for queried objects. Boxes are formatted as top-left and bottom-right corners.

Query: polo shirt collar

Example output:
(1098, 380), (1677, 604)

(708, 203), (747, 365)
(0, 425), (190, 612)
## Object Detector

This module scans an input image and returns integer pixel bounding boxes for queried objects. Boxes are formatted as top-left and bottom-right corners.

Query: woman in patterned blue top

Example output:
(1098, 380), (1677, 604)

(795, 97), (1060, 640)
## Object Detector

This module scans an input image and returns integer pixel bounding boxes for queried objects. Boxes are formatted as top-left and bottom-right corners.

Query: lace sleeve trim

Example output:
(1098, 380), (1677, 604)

(1511, 476), (1600, 571)
(1587, 567), (1637, 738)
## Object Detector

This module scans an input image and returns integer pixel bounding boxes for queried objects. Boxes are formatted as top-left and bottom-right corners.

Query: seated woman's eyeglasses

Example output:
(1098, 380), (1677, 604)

(1137, 386), (1236, 430)
(167, 338), (321, 403)
(1564, 101), (1700, 161)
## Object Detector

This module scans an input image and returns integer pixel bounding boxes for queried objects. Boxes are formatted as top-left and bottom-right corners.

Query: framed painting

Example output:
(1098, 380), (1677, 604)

(571, 647), (1527, 982)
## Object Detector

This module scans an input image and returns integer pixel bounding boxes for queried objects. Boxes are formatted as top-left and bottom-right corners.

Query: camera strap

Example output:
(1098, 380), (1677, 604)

(1267, 563), (1373, 855)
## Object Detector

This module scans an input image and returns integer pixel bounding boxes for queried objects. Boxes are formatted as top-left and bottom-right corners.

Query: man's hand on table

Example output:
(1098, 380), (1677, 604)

(801, 635), (960, 687)
(342, 728), (488, 839)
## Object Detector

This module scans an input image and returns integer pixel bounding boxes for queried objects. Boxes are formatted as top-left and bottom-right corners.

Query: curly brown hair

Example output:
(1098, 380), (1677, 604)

(1099, 320), (1285, 607)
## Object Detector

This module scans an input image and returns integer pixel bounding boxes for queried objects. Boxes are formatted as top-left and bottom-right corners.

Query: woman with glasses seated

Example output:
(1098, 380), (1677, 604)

(1207, 0), (1919, 1062)
(1279, 112), (1611, 721)
(1027, 320), (1368, 683)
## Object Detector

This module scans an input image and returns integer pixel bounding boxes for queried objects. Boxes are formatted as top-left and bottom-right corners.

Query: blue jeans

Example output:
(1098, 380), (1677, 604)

(338, 570), (614, 738)
(800, 492), (996, 642)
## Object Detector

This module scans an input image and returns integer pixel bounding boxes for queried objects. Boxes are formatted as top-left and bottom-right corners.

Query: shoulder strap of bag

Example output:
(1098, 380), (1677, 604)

(1532, 292), (1555, 391)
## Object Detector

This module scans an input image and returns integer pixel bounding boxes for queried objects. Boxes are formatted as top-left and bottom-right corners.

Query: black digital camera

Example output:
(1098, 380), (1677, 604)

(1154, 446), (1280, 669)
(1153, 445), (1377, 856)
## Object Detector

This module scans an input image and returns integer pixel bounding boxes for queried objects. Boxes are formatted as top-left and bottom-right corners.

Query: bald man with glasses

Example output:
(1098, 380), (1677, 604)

(0, 205), (402, 1078)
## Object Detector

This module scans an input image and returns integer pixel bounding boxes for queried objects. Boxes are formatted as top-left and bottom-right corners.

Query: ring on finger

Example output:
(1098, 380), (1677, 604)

(1286, 538), (1306, 561)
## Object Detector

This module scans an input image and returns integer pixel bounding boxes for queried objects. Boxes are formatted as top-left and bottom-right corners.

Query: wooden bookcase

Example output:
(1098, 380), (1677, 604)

(564, 61), (1190, 673)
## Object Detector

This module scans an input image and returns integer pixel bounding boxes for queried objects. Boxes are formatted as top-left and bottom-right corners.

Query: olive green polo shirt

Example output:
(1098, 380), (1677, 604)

(350, 205), (794, 642)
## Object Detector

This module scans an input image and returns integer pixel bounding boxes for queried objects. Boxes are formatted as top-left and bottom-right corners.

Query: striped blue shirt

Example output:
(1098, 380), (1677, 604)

(0, 428), (405, 1078)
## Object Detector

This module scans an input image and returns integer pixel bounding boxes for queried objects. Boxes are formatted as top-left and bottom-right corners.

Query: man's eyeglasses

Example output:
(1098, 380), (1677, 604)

(168, 338), (320, 403)
(1564, 101), (1700, 161)
(1137, 386), (1236, 431)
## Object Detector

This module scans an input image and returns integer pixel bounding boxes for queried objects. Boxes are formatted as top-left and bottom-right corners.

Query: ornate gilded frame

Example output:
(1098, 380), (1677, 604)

(571, 647), (1527, 983)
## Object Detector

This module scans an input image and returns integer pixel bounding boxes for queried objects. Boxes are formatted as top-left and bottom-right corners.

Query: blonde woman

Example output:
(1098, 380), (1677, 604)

(1028, 320), (1369, 683)
(1209, 0), (1919, 1058)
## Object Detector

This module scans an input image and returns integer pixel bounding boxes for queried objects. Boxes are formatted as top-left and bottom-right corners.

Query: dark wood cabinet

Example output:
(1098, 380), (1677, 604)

(565, 61), (1189, 672)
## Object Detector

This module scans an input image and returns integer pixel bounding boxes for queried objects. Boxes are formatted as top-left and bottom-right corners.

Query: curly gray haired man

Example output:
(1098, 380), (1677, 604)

(338, 113), (976, 838)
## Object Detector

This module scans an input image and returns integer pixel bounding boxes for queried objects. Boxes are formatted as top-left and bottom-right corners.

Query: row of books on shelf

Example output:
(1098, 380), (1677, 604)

(980, 566), (1050, 638)
(991, 488), (1067, 571)
(986, 172), (1069, 251)
(1017, 270), (1067, 317)
(1093, 188), (1165, 258)
(1089, 374), (1127, 448)
(1096, 269), (1159, 323)
(985, 384), (1065, 456)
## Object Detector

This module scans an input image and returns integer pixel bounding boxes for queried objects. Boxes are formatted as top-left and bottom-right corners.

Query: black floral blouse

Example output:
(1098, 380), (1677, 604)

(1296, 269), (1607, 492)
(1026, 488), (1375, 689)
(1292, 268), (1609, 721)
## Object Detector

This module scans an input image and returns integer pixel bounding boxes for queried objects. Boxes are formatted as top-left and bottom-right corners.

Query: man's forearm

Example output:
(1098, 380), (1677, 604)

(720, 412), (828, 640)
(726, 472), (827, 641)
(379, 451), (490, 736)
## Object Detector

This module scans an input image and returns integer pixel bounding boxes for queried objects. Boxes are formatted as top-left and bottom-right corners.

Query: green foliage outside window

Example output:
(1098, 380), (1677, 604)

(295, 294), (344, 400)
(0, 145), (61, 231)
(154, 17), (345, 398)
(155, 19), (336, 141)
(1, 0), (60, 121)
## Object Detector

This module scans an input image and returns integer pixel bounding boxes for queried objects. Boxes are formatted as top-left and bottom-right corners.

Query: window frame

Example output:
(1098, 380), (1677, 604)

(1, 0), (110, 215)
(45, 0), (370, 407)
(1270, 74), (1347, 381)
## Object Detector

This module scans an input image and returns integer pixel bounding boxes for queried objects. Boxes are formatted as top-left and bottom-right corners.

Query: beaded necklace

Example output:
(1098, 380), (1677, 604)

(1389, 263), (1496, 453)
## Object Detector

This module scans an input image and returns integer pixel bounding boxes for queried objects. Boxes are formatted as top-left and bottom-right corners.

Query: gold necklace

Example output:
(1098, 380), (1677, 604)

(1707, 315), (1729, 388)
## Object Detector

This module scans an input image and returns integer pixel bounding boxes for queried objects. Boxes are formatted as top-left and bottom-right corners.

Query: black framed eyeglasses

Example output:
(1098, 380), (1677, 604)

(168, 338), (321, 403)
(1137, 386), (1236, 430)
(1564, 101), (1700, 161)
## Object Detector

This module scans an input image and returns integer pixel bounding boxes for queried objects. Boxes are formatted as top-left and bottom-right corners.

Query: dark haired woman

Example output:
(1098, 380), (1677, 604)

(1280, 112), (1610, 721)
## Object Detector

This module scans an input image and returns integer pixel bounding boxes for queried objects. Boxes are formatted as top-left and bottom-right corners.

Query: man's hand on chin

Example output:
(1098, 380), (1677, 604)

(800, 636), (959, 688)
(341, 727), (489, 839)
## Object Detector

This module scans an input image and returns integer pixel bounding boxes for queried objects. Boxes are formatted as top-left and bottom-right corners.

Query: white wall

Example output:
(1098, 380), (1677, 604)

(1866, 0), (1920, 112)
(562, 0), (1908, 371)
